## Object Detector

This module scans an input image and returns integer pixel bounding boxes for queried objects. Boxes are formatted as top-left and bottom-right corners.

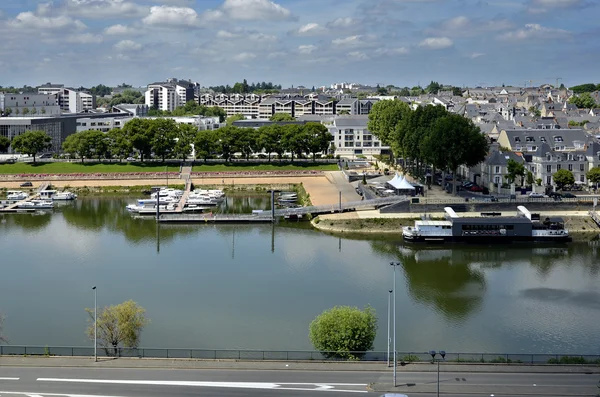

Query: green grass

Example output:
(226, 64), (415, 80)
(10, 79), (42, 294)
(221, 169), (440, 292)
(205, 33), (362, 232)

(191, 163), (339, 172)
(0, 162), (180, 174)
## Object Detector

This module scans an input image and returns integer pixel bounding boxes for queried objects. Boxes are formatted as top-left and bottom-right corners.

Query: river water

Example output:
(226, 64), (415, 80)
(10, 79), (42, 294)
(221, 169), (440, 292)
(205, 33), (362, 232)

(1, 197), (599, 354)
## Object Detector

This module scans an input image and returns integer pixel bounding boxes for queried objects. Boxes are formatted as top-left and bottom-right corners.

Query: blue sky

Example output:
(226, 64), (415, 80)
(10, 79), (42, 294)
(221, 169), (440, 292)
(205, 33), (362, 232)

(0, 0), (598, 89)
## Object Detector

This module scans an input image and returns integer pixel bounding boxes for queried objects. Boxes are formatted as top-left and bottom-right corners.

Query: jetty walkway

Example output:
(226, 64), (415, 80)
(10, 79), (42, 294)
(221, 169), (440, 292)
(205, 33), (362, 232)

(0, 182), (50, 213)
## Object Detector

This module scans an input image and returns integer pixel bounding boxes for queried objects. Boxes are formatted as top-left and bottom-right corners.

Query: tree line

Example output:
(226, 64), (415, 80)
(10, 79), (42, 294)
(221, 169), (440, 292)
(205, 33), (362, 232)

(147, 100), (226, 122)
(208, 80), (282, 94)
(367, 100), (489, 193)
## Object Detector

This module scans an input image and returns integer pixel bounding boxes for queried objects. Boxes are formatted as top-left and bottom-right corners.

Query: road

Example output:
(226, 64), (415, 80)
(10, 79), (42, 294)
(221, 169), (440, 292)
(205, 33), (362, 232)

(0, 366), (599, 396)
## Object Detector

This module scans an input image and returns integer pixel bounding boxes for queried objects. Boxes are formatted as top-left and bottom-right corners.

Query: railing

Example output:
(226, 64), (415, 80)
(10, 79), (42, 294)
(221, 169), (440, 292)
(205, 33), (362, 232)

(1, 346), (599, 364)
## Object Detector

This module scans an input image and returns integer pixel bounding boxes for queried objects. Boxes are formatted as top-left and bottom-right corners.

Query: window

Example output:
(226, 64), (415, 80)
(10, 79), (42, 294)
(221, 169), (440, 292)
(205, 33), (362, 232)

(547, 176), (552, 185)
(540, 137), (546, 142)
(553, 136), (563, 142)
(568, 164), (573, 171)
(546, 165), (552, 173)
(526, 136), (534, 142)
(495, 166), (500, 173)
(580, 164), (585, 171)
(557, 164), (561, 171)
(514, 137), (521, 142)
(581, 175), (585, 182)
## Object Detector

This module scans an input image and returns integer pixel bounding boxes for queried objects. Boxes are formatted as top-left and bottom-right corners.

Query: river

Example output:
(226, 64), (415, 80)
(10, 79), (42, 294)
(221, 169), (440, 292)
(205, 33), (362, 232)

(1, 197), (599, 354)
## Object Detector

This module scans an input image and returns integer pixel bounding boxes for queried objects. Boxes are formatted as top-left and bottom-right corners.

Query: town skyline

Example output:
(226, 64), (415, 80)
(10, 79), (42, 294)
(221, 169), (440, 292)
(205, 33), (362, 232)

(1, 0), (598, 88)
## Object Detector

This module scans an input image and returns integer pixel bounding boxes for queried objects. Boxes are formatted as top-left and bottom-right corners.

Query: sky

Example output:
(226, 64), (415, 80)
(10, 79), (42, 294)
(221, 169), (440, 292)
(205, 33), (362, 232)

(0, 0), (598, 89)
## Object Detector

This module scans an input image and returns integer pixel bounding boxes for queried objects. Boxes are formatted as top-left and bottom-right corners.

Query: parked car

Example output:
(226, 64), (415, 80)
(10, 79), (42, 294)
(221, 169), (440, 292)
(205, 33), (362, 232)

(562, 192), (577, 198)
(528, 192), (547, 198)
(468, 185), (484, 192)
(462, 181), (475, 188)
(20, 181), (33, 187)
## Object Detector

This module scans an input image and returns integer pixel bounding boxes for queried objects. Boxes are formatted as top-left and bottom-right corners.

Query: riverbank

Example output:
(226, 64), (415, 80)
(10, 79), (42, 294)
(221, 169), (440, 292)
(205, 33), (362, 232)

(313, 210), (600, 240)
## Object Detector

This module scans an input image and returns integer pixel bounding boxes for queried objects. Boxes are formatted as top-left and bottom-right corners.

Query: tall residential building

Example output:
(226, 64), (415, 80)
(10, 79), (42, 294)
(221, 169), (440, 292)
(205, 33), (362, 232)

(326, 115), (389, 158)
(145, 78), (195, 112)
(38, 84), (96, 113)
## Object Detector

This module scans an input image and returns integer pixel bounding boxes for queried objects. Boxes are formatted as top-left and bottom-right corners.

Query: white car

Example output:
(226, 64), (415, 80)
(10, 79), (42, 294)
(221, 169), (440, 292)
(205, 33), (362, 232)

(528, 192), (547, 198)
(126, 157), (136, 161)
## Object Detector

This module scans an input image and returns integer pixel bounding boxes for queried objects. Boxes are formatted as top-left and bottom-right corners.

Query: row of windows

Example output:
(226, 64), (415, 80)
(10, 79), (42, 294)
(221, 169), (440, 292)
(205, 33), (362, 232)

(462, 225), (515, 231)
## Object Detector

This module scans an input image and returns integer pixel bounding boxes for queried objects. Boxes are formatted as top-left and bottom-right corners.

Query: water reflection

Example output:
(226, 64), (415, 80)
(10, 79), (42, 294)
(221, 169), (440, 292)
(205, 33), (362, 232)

(0, 212), (52, 231)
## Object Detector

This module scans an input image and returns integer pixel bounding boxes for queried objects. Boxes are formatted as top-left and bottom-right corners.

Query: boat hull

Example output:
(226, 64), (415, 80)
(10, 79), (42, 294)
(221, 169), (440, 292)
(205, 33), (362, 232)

(402, 234), (571, 243)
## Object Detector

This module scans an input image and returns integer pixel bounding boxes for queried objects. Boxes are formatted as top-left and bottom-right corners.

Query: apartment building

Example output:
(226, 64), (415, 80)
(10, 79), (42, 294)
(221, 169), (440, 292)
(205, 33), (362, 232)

(38, 83), (64, 96)
(326, 115), (388, 158)
(0, 93), (61, 116)
(76, 116), (133, 132)
(145, 78), (195, 112)
(200, 93), (262, 118)
(38, 84), (96, 113)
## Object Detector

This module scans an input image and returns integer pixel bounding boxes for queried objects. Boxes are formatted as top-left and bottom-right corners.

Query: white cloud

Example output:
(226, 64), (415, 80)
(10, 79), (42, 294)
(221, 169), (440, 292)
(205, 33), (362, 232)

(294, 23), (327, 36)
(470, 52), (485, 59)
(104, 24), (140, 35)
(500, 24), (569, 41)
(434, 16), (513, 37)
(114, 39), (141, 52)
(233, 52), (257, 61)
(67, 33), (103, 44)
(216, 29), (277, 42)
(298, 44), (317, 54)
(347, 51), (368, 60)
(142, 6), (199, 27)
(204, 0), (293, 21)
(442, 15), (470, 30)
(327, 17), (355, 28)
(267, 51), (287, 59)
(64, 0), (147, 19)
(418, 37), (453, 50)
(374, 47), (409, 56)
(8, 12), (86, 31)
(332, 35), (365, 46)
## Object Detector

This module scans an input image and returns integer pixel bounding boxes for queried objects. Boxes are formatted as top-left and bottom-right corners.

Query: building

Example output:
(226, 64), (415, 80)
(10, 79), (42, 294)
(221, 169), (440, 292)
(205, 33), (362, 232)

(0, 116), (76, 154)
(76, 115), (133, 132)
(145, 78), (195, 112)
(38, 83), (64, 96)
(326, 115), (388, 158)
(111, 104), (149, 117)
(38, 84), (96, 113)
(144, 116), (221, 130)
(0, 93), (61, 116)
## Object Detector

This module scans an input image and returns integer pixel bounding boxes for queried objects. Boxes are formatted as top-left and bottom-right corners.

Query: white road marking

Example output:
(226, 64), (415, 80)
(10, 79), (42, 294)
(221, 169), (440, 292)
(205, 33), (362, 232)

(0, 393), (124, 397)
(0, 379), (19, 381)
(37, 378), (368, 393)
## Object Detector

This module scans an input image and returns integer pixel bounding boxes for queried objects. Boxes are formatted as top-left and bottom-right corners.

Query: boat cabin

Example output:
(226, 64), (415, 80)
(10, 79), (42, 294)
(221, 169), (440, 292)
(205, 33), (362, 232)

(39, 190), (58, 198)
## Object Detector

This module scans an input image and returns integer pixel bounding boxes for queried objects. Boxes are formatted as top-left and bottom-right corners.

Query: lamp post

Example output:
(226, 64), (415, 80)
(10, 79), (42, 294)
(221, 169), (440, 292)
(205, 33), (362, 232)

(387, 289), (392, 367)
(429, 350), (446, 397)
(92, 286), (97, 362)
(389, 262), (401, 386)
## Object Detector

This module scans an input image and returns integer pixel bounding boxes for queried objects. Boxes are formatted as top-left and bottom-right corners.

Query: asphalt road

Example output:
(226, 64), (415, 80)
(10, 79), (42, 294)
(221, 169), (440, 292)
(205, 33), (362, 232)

(0, 366), (599, 397)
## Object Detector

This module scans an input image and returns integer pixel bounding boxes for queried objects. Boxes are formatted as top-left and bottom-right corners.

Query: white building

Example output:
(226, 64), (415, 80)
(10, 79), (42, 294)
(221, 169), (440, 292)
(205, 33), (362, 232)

(145, 78), (195, 112)
(0, 93), (61, 116)
(38, 83), (64, 96)
(144, 116), (221, 130)
(38, 84), (95, 113)
(76, 116), (133, 132)
(326, 115), (388, 159)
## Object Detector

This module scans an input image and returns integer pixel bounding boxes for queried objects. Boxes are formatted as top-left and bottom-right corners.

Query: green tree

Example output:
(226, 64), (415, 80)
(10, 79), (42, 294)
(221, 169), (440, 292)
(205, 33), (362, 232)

(11, 130), (52, 163)
(270, 113), (295, 122)
(309, 306), (377, 360)
(282, 124), (307, 161)
(568, 92), (597, 109)
(338, 110), (350, 115)
(215, 126), (240, 162)
(0, 136), (10, 152)
(398, 87), (410, 96)
(553, 169), (575, 190)
(367, 99), (411, 147)
(85, 300), (149, 357)
(108, 89), (144, 108)
(258, 124), (283, 162)
(452, 86), (463, 96)
(586, 166), (600, 188)
(21, 107), (30, 115)
(149, 118), (178, 161)
(304, 122), (333, 162)
(425, 81), (441, 94)
(528, 106), (541, 117)
(106, 128), (132, 161)
(174, 124), (197, 161)
(122, 118), (153, 161)
(236, 127), (257, 161)
(422, 114), (489, 194)
(506, 159), (526, 186)
(226, 113), (245, 126)
(526, 171), (534, 186)
(194, 129), (218, 162)
(570, 83), (597, 94)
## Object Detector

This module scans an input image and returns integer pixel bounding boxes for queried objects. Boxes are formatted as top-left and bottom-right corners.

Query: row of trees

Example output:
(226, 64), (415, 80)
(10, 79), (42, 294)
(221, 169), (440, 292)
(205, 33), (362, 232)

(209, 80), (282, 94)
(570, 83), (600, 94)
(568, 92), (598, 109)
(147, 100), (226, 122)
(367, 100), (489, 193)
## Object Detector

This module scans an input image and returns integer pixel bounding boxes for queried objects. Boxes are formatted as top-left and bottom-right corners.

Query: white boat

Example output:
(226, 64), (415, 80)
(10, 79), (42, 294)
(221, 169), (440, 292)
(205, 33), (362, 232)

(7, 191), (28, 201)
(17, 200), (54, 209)
(278, 193), (298, 203)
(52, 191), (77, 200)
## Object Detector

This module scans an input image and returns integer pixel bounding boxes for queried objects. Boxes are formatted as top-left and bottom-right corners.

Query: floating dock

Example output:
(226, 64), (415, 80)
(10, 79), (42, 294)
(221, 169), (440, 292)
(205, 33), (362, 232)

(0, 183), (51, 213)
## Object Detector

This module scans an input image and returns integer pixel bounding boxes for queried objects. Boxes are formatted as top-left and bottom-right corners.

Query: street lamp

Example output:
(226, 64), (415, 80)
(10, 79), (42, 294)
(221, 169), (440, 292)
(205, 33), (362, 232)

(389, 262), (401, 386)
(430, 350), (446, 397)
(387, 289), (392, 367)
(92, 286), (97, 362)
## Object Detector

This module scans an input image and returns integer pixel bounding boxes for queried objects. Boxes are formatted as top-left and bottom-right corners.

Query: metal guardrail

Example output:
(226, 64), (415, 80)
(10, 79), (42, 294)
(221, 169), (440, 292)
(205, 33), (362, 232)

(1, 346), (599, 364)
(416, 196), (600, 205)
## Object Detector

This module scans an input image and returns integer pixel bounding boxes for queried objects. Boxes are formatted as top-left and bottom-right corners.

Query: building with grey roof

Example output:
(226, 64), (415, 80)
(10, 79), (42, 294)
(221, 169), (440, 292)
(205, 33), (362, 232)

(327, 115), (389, 159)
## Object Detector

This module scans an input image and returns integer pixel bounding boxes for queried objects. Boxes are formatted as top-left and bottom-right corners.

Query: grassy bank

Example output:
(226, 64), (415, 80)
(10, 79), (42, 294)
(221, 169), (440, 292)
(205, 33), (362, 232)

(0, 162), (179, 174)
(191, 163), (338, 172)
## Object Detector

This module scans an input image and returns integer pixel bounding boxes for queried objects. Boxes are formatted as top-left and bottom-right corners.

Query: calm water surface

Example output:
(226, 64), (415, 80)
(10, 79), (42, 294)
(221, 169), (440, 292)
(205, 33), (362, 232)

(1, 197), (599, 354)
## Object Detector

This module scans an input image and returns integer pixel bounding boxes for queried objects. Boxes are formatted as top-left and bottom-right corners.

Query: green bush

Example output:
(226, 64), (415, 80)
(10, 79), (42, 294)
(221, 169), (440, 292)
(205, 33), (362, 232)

(402, 354), (420, 362)
(547, 356), (591, 365)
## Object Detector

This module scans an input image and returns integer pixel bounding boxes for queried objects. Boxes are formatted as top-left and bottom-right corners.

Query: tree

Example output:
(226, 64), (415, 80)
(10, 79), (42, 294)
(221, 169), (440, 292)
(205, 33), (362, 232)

(528, 106), (541, 117)
(270, 113), (295, 122)
(11, 130), (52, 163)
(506, 159), (526, 186)
(553, 169), (575, 190)
(367, 99), (411, 147)
(85, 300), (148, 357)
(422, 114), (489, 194)
(425, 81), (441, 94)
(0, 136), (10, 152)
(236, 127), (257, 161)
(568, 92), (597, 109)
(309, 306), (377, 360)
(258, 124), (282, 161)
(194, 130), (218, 162)
(22, 107), (30, 115)
(0, 313), (7, 343)
(570, 83), (597, 94)
(174, 124), (197, 161)
(106, 128), (132, 161)
(149, 118), (178, 161)
(338, 110), (350, 115)
(526, 171), (534, 186)
(304, 122), (333, 161)
(122, 118), (153, 161)
(226, 113), (245, 126)
(215, 126), (240, 162)
(452, 86), (463, 96)
(587, 166), (600, 188)
(281, 124), (307, 161)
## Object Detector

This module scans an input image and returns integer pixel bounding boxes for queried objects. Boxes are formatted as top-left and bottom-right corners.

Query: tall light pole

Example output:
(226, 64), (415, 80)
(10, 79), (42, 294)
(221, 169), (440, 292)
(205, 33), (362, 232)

(389, 262), (401, 386)
(387, 289), (392, 367)
(92, 286), (97, 362)
(430, 350), (446, 397)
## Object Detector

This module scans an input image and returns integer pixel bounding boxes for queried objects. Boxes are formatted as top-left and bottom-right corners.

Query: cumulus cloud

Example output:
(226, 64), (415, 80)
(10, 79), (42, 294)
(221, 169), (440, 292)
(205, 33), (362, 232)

(374, 47), (410, 56)
(331, 35), (373, 47)
(233, 52), (257, 61)
(294, 23), (328, 36)
(64, 0), (147, 19)
(216, 29), (276, 42)
(298, 44), (317, 54)
(326, 17), (355, 28)
(67, 33), (103, 44)
(114, 39), (142, 52)
(500, 24), (570, 40)
(104, 24), (141, 35)
(8, 12), (86, 31)
(432, 15), (513, 37)
(418, 37), (453, 49)
(142, 5), (199, 27)
(203, 0), (293, 21)
(347, 51), (368, 60)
